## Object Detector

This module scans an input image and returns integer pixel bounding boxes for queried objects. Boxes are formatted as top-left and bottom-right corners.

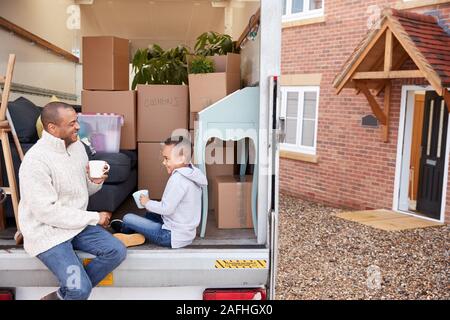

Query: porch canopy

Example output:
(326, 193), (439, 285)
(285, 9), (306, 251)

(333, 9), (450, 142)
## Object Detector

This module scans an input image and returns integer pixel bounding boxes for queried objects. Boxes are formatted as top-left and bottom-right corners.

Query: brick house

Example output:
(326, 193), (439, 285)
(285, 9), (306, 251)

(279, 0), (450, 223)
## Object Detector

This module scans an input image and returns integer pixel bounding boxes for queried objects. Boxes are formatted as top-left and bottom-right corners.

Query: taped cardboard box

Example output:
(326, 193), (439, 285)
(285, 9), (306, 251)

(138, 142), (168, 200)
(188, 53), (241, 112)
(190, 136), (236, 210)
(137, 85), (189, 142)
(81, 90), (136, 150)
(82, 36), (129, 90)
(206, 139), (236, 210)
(214, 175), (253, 229)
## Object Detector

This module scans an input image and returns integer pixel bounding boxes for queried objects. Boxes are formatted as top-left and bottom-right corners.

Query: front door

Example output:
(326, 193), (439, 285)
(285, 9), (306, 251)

(417, 91), (448, 219)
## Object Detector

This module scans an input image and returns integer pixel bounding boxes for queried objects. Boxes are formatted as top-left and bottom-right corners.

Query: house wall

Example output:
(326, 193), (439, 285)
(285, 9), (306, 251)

(0, 0), (79, 105)
(280, 0), (450, 222)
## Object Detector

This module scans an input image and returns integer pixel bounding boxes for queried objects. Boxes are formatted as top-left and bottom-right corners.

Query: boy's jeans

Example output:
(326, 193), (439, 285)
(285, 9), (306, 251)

(122, 211), (172, 248)
(37, 225), (127, 300)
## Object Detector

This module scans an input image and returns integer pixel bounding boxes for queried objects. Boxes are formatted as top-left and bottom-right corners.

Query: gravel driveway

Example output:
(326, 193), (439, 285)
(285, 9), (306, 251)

(276, 194), (449, 300)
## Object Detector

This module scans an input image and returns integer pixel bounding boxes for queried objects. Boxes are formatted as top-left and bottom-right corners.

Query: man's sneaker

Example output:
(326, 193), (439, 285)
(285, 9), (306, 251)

(113, 233), (145, 247)
(109, 219), (123, 233)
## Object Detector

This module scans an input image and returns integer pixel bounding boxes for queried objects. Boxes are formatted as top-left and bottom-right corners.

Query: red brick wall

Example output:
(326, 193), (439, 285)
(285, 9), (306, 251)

(280, 0), (450, 222)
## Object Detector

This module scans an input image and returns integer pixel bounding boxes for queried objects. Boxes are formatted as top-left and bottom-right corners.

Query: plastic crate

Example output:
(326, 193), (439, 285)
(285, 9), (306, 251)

(78, 113), (124, 153)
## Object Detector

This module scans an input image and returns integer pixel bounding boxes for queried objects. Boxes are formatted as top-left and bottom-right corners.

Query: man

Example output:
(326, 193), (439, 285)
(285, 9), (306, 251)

(18, 102), (126, 300)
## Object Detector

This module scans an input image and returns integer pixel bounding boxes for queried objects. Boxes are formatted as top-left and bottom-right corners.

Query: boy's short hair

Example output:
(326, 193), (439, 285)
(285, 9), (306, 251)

(162, 136), (193, 163)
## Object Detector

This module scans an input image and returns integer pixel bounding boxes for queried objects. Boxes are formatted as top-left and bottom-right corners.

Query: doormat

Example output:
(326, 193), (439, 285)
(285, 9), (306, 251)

(333, 209), (443, 231)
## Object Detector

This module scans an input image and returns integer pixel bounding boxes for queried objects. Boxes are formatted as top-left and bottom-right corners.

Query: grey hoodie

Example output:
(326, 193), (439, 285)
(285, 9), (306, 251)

(145, 163), (208, 248)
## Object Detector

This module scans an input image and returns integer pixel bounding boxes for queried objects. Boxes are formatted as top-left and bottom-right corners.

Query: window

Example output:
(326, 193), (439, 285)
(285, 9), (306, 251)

(280, 86), (320, 154)
(282, 0), (324, 22)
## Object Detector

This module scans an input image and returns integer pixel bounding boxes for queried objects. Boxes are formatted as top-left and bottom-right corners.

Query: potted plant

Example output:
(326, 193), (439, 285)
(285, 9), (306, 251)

(188, 56), (215, 74)
(187, 32), (241, 113)
(194, 31), (236, 56)
(132, 44), (189, 89)
(133, 44), (190, 142)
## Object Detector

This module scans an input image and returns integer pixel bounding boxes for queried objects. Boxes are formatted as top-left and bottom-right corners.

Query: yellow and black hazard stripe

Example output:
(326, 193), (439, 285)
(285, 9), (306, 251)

(215, 259), (267, 269)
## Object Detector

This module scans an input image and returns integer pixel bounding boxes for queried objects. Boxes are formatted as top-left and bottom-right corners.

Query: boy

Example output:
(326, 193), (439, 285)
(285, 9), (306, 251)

(111, 136), (207, 248)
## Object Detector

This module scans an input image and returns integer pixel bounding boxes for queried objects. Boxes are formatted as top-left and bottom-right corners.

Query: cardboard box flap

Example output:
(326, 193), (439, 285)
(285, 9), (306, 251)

(211, 53), (240, 73)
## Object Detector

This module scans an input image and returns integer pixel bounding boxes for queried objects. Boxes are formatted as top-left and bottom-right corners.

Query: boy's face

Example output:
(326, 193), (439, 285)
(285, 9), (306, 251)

(161, 144), (187, 175)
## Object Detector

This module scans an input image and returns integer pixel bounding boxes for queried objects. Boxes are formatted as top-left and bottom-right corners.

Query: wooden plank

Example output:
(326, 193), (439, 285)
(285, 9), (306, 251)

(374, 51), (410, 96)
(0, 130), (19, 231)
(335, 23), (389, 94)
(383, 81), (391, 142)
(363, 217), (442, 231)
(0, 54), (15, 122)
(355, 81), (387, 125)
(0, 165), (4, 230)
(384, 29), (393, 72)
(334, 209), (403, 222)
(237, 7), (260, 51)
(353, 70), (424, 79)
(334, 209), (443, 231)
(0, 16), (79, 64)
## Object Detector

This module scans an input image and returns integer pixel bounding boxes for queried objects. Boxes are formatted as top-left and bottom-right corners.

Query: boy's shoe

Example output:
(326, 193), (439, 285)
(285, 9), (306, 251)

(113, 233), (145, 247)
(109, 219), (123, 233)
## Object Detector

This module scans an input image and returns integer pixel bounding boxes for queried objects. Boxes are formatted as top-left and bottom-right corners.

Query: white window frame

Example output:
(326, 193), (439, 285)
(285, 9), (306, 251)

(280, 86), (320, 155)
(282, 0), (324, 23)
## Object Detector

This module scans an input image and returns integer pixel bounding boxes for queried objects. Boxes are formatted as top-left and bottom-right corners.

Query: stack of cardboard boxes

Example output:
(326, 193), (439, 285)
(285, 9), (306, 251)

(82, 38), (252, 229)
(81, 36), (137, 150)
(188, 53), (241, 136)
(136, 85), (189, 199)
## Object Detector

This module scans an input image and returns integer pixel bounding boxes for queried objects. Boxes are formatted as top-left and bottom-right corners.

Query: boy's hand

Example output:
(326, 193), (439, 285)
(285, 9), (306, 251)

(139, 194), (149, 206)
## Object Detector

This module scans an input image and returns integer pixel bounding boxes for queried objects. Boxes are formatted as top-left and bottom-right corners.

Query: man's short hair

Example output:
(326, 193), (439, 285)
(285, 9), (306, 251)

(41, 102), (75, 130)
(162, 135), (193, 163)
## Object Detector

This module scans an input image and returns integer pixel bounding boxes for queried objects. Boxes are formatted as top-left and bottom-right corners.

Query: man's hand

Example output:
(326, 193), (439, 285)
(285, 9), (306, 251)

(86, 164), (109, 184)
(98, 211), (112, 227)
(139, 194), (150, 207)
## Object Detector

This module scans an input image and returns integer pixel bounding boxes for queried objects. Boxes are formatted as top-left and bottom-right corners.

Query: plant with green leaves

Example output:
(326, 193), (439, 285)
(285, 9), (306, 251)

(131, 44), (189, 89)
(188, 56), (215, 74)
(194, 31), (236, 56)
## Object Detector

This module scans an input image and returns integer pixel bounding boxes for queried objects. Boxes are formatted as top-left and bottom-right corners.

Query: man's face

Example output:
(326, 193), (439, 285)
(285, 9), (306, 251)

(49, 108), (80, 146)
(161, 144), (186, 175)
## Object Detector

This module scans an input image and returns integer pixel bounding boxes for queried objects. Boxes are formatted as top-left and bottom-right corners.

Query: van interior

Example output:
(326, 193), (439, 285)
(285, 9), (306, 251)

(0, 0), (263, 249)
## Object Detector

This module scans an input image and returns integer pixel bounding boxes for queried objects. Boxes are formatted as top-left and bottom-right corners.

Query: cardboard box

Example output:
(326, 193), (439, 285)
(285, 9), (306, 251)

(188, 53), (241, 112)
(205, 139), (236, 210)
(82, 36), (130, 91)
(81, 90), (136, 149)
(137, 85), (189, 142)
(138, 142), (168, 200)
(214, 175), (253, 229)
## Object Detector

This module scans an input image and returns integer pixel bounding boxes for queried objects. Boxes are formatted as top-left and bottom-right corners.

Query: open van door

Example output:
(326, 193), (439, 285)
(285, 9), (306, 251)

(258, 0), (282, 299)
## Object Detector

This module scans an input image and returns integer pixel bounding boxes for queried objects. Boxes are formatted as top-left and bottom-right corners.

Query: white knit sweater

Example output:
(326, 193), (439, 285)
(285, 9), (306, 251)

(18, 130), (102, 257)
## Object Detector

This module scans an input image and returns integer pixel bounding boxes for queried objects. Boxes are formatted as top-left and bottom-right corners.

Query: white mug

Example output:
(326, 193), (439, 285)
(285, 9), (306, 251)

(133, 189), (149, 209)
(89, 160), (110, 179)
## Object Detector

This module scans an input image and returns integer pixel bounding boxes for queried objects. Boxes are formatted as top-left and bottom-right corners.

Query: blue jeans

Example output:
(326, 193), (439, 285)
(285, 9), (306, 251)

(37, 225), (127, 300)
(122, 211), (172, 248)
